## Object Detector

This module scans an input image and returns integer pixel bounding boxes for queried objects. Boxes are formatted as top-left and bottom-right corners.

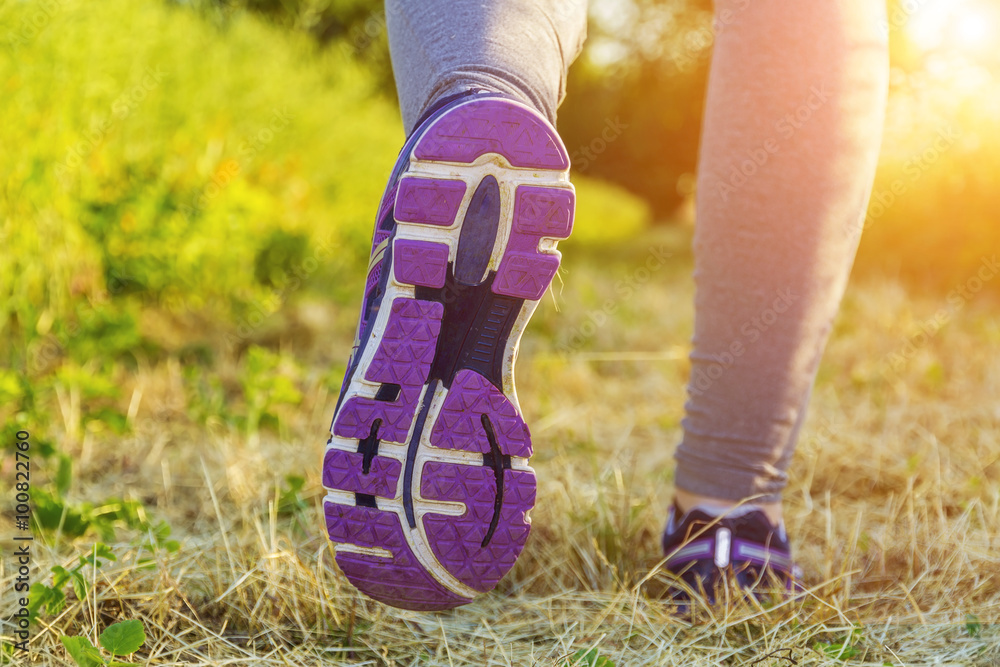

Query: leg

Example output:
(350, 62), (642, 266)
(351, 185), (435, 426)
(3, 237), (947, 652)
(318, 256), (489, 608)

(674, 0), (888, 514)
(386, 0), (587, 133)
(663, 0), (888, 604)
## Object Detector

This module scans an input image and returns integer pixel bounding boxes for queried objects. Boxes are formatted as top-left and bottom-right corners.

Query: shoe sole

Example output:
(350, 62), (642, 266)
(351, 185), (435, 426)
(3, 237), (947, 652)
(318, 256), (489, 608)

(322, 97), (574, 610)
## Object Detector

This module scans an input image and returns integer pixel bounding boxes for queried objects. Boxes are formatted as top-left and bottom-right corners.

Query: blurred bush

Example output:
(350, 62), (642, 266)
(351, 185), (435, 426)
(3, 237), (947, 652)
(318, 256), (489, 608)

(571, 176), (651, 246)
(180, 0), (395, 95)
(560, 0), (713, 218)
(0, 0), (401, 361)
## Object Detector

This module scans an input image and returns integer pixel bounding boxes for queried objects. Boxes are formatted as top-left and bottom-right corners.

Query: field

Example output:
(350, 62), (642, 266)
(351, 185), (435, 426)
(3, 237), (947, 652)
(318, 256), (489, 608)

(2, 0), (999, 665)
(5, 233), (1000, 665)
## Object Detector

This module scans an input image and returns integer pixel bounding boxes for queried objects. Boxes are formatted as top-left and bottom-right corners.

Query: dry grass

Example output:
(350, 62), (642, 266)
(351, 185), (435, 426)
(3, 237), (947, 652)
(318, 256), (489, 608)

(3, 230), (999, 665)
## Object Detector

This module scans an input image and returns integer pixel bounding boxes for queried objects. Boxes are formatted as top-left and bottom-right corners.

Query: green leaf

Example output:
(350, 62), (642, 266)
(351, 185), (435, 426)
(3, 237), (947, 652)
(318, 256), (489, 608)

(51, 565), (73, 589)
(96, 543), (116, 560)
(46, 587), (68, 616)
(277, 475), (308, 516)
(89, 543), (117, 564)
(98, 620), (145, 656)
(29, 577), (69, 618)
(814, 642), (859, 661)
(30, 487), (92, 537)
(965, 613), (981, 637)
(61, 635), (104, 667)
(2, 640), (18, 666)
(27, 582), (60, 620)
(149, 520), (180, 552)
(566, 649), (616, 667)
(70, 570), (88, 602)
(56, 454), (74, 496)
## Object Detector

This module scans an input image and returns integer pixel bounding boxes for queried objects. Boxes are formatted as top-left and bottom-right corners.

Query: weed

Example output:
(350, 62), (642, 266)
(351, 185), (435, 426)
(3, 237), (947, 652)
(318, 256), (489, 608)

(239, 345), (303, 436)
(28, 544), (117, 621)
(813, 626), (865, 661)
(32, 485), (179, 552)
(566, 648), (616, 667)
(966, 613), (982, 637)
(61, 620), (146, 667)
(275, 474), (312, 532)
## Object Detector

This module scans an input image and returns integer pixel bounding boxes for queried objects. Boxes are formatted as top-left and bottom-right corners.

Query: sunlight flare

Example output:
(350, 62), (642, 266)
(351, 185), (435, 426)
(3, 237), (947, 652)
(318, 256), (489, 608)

(907, 0), (998, 54)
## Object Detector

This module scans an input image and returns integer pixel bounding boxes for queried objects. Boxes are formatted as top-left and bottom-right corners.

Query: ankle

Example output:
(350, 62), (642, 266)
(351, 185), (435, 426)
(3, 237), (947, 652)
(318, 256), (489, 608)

(673, 488), (784, 526)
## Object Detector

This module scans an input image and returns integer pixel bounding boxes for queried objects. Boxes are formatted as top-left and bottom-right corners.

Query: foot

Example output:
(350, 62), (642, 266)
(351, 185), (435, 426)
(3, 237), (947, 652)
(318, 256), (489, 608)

(322, 92), (574, 610)
(673, 488), (783, 525)
(661, 501), (799, 607)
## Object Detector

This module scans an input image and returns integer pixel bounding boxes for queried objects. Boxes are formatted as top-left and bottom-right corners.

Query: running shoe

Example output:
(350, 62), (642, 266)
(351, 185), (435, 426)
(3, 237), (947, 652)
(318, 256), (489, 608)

(322, 92), (574, 610)
(661, 504), (800, 606)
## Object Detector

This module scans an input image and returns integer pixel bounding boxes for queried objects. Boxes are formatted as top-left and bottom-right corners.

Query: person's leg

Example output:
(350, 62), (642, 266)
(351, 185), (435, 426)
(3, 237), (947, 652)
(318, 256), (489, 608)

(385, 0), (587, 134)
(674, 0), (888, 515)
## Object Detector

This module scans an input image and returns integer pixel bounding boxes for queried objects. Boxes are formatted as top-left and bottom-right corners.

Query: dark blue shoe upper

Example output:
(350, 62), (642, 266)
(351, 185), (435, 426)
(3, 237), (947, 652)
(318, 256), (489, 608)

(661, 504), (798, 604)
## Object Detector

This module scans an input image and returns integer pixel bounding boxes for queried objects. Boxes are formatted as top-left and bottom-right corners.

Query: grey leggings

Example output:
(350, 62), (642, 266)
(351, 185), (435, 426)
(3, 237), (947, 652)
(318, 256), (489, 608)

(385, 0), (888, 503)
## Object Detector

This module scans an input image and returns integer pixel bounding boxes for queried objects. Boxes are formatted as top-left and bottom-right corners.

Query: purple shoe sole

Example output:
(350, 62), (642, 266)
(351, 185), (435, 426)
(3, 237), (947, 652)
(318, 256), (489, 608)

(323, 97), (574, 610)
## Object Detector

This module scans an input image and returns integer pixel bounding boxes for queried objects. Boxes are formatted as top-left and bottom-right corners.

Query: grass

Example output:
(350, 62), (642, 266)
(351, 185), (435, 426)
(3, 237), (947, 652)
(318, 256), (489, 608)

(4, 230), (1000, 665)
(1, 0), (999, 664)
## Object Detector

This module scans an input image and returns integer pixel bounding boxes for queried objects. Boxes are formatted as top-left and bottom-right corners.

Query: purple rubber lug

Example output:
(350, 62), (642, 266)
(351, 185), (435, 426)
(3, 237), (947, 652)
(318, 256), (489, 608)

(493, 253), (560, 300)
(322, 449), (401, 498)
(334, 298), (442, 444)
(326, 503), (471, 610)
(513, 185), (575, 237)
(493, 185), (574, 300)
(393, 239), (450, 288)
(421, 463), (536, 592)
(395, 177), (467, 226)
(430, 370), (532, 458)
(414, 99), (569, 169)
